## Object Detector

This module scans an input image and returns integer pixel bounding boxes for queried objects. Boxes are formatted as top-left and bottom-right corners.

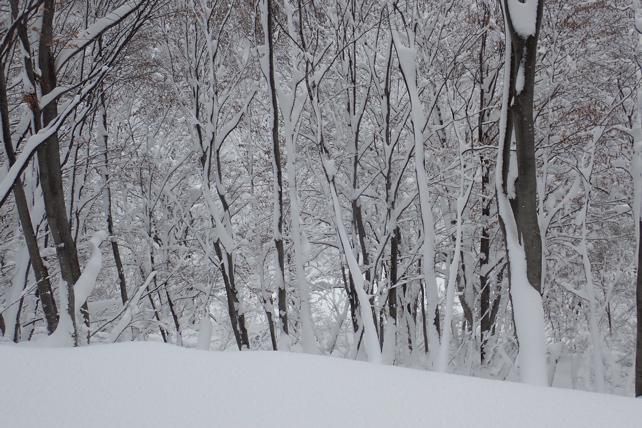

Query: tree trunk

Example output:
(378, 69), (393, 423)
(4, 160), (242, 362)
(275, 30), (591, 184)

(100, 89), (129, 306)
(497, 0), (548, 385)
(263, 0), (289, 344)
(0, 64), (58, 335)
(636, 219), (642, 396)
(37, 0), (83, 344)
(504, 0), (544, 293)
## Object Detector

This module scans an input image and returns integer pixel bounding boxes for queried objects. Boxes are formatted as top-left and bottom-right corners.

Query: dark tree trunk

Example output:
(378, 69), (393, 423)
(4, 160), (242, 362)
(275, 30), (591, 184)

(213, 242), (249, 350)
(198, 140), (249, 350)
(480, 158), (492, 362)
(165, 286), (181, 344)
(341, 262), (360, 333)
(419, 274), (429, 354)
(99, 83), (129, 306)
(264, 0), (288, 341)
(635, 220), (642, 397)
(477, 5), (495, 363)
(456, 255), (474, 334)
(0, 64), (58, 335)
(503, 0), (544, 294)
(388, 227), (400, 323)
(36, 0), (83, 343)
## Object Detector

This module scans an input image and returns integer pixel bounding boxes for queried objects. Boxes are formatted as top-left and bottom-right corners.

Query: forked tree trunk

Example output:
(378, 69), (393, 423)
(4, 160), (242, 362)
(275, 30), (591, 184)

(497, 0), (547, 385)
(0, 64), (58, 335)
(33, 0), (83, 343)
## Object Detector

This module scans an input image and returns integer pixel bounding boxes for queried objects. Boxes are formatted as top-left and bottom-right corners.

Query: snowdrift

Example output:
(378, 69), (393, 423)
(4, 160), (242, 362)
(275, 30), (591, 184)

(1, 342), (640, 428)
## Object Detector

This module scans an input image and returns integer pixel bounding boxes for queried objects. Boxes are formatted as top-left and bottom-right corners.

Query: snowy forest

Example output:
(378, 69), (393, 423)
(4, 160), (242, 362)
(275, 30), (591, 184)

(2, 0), (642, 422)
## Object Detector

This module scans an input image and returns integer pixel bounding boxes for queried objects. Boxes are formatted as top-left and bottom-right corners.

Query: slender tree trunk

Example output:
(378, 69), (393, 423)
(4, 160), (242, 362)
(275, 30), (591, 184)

(213, 242), (249, 350)
(636, 218), (642, 396)
(477, 4), (497, 364)
(262, 0), (289, 345)
(341, 263), (360, 333)
(632, 0), (642, 398)
(394, 30), (441, 359)
(100, 89), (128, 306)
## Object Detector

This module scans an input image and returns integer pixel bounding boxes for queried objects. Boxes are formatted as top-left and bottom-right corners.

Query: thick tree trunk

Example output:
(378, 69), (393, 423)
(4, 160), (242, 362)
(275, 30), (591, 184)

(504, 0), (544, 293)
(497, 0), (548, 385)
(36, 0), (83, 344)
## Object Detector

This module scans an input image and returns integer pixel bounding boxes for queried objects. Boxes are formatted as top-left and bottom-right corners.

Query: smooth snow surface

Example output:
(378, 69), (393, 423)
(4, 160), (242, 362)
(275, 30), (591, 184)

(1, 343), (641, 428)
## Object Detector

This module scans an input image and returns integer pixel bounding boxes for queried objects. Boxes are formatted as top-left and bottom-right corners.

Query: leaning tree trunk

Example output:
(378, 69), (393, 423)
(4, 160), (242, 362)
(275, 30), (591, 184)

(0, 63), (58, 335)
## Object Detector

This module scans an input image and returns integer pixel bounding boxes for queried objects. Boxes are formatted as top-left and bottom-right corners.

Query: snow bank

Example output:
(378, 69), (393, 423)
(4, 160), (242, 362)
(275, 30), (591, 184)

(0, 342), (640, 428)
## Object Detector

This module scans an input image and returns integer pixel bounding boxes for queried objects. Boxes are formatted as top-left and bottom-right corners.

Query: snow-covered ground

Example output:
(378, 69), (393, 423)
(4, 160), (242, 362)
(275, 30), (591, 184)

(1, 342), (640, 428)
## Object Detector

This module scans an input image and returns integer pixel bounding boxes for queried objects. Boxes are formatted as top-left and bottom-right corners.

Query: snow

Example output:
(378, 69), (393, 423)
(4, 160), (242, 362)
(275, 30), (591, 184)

(0, 128), (58, 204)
(330, 185), (382, 364)
(107, 271), (157, 342)
(1, 247), (30, 340)
(506, 0), (539, 38)
(197, 316), (213, 350)
(73, 231), (108, 314)
(516, 60), (526, 95)
(0, 342), (641, 428)
(43, 231), (108, 346)
(55, 1), (143, 71)
(506, 237), (549, 385)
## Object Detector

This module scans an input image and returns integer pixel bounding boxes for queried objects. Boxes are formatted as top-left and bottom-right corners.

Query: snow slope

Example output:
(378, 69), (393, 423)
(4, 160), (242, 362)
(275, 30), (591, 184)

(0, 342), (640, 428)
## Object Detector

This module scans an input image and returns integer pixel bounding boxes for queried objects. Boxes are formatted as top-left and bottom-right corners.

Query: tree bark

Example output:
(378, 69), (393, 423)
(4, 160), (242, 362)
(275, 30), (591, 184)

(0, 63), (58, 335)
(28, 0), (83, 343)
(504, 0), (544, 293)
(635, 222), (642, 397)
(263, 0), (289, 342)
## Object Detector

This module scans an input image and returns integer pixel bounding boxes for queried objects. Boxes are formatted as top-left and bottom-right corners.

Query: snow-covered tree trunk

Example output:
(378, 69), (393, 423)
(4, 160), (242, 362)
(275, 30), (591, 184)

(497, 0), (548, 385)
(297, 0), (381, 362)
(31, 0), (84, 344)
(578, 135), (606, 392)
(0, 49), (58, 336)
(260, 0), (290, 349)
(437, 118), (474, 372)
(393, 30), (441, 363)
